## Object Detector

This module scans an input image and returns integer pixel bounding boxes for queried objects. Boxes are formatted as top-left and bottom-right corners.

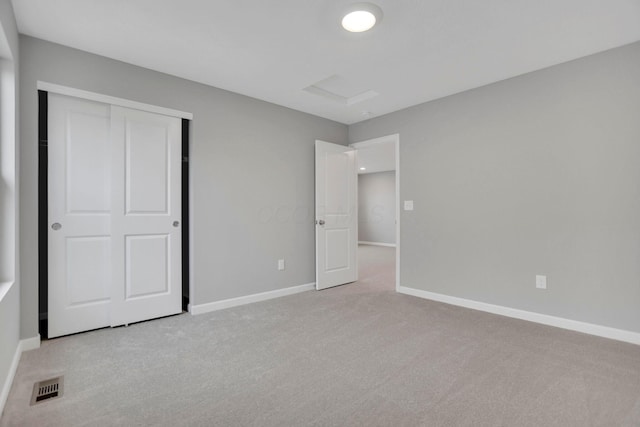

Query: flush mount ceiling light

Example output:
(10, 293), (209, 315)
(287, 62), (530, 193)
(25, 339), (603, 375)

(360, 167), (367, 171)
(341, 3), (383, 33)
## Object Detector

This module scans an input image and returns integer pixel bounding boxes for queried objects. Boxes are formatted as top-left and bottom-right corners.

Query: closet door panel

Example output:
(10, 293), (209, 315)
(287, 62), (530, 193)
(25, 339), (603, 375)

(110, 106), (182, 327)
(48, 94), (111, 338)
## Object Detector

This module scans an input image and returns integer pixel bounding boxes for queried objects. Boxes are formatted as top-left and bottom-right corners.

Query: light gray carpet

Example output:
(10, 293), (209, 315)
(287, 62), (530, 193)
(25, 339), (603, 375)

(3, 245), (640, 426)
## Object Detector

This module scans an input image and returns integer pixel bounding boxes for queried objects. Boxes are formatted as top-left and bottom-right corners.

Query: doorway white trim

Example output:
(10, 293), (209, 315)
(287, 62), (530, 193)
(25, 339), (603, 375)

(37, 81), (193, 120)
(350, 134), (400, 292)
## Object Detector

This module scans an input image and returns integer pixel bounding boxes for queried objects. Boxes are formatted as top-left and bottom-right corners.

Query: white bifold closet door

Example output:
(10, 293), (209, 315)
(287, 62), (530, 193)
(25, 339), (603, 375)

(48, 94), (182, 338)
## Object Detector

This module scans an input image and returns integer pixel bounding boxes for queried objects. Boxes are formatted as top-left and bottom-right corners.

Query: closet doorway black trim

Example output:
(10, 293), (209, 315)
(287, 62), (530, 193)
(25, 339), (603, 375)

(181, 119), (190, 312)
(38, 90), (48, 339)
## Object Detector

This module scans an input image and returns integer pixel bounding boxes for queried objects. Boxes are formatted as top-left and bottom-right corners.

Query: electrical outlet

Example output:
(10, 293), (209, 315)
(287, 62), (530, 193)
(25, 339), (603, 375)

(278, 259), (285, 271)
(536, 275), (547, 289)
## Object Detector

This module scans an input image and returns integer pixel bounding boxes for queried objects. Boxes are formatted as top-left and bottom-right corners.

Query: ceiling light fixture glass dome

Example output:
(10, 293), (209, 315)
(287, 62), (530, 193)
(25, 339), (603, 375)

(341, 3), (383, 33)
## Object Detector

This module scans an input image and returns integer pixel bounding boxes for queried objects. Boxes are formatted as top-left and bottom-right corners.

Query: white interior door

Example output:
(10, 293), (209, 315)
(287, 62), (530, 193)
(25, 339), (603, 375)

(48, 95), (182, 337)
(109, 106), (182, 326)
(48, 94), (112, 338)
(315, 140), (358, 290)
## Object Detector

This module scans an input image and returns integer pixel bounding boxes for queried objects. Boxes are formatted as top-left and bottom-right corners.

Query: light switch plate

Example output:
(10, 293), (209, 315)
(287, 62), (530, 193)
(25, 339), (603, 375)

(404, 200), (414, 211)
(536, 275), (547, 289)
(278, 259), (285, 271)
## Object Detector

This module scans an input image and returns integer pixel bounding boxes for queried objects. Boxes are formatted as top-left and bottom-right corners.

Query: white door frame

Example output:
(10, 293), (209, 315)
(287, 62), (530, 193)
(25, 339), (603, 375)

(349, 134), (400, 292)
(37, 81), (193, 120)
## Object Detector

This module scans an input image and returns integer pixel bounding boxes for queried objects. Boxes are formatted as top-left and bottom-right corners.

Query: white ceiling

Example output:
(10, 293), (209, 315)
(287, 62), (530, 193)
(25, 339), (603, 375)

(356, 141), (395, 174)
(12, 0), (640, 124)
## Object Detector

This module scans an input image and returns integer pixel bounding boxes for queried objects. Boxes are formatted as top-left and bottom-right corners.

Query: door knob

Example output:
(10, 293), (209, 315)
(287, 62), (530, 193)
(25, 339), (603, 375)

(317, 220), (325, 226)
(173, 221), (180, 227)
(51, 223), (62, 231)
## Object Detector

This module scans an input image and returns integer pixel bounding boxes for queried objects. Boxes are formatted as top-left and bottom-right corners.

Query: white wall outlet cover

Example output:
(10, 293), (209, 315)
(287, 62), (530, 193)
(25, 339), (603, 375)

(404, 200), (414, 211)
(278, 259), (285, 271)
(536, 275), (547, 289)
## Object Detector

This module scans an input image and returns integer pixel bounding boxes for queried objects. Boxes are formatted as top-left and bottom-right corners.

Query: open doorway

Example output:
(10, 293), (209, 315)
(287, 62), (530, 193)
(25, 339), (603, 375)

(314, 134), (399, 292)
(350, 134), (400, 292)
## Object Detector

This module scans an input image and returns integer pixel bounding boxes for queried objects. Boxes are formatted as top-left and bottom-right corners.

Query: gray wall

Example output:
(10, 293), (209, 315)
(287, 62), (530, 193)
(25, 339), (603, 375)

(19, 36), (347, 339)
(0, 0), (20, 409)
(358, 171), (396, 244)
(350, 41), (640, 333)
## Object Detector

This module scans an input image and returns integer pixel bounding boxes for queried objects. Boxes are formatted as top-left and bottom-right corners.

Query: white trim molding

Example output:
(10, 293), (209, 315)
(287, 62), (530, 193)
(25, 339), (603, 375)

(20, 336), (41, 352)
(358, 241), (396, 248)
(37, 82), (193, 120)
(189, 283), (315, 315)
(0, 343), (20, 416)
(0, 336), (41, 415)
(398, 286), (640, 346)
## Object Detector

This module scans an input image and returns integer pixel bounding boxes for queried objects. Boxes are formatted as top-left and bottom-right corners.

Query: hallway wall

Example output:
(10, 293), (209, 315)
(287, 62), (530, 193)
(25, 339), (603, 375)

(358, 171), (396, 245)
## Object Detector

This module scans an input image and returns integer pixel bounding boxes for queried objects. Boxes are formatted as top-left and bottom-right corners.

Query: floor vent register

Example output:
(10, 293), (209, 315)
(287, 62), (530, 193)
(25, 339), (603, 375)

(30, 376), (64, 405)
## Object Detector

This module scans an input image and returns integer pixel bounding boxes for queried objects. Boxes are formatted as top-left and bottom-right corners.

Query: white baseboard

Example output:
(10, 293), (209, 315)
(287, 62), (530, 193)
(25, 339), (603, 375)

(398, 286), (640, 346)
(20, 336), (41, 352)
(358, 241), (396, 248)
(0, 335), (40, 416)
(190, 283), (315, 315)
(0, 343), (20, 417)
